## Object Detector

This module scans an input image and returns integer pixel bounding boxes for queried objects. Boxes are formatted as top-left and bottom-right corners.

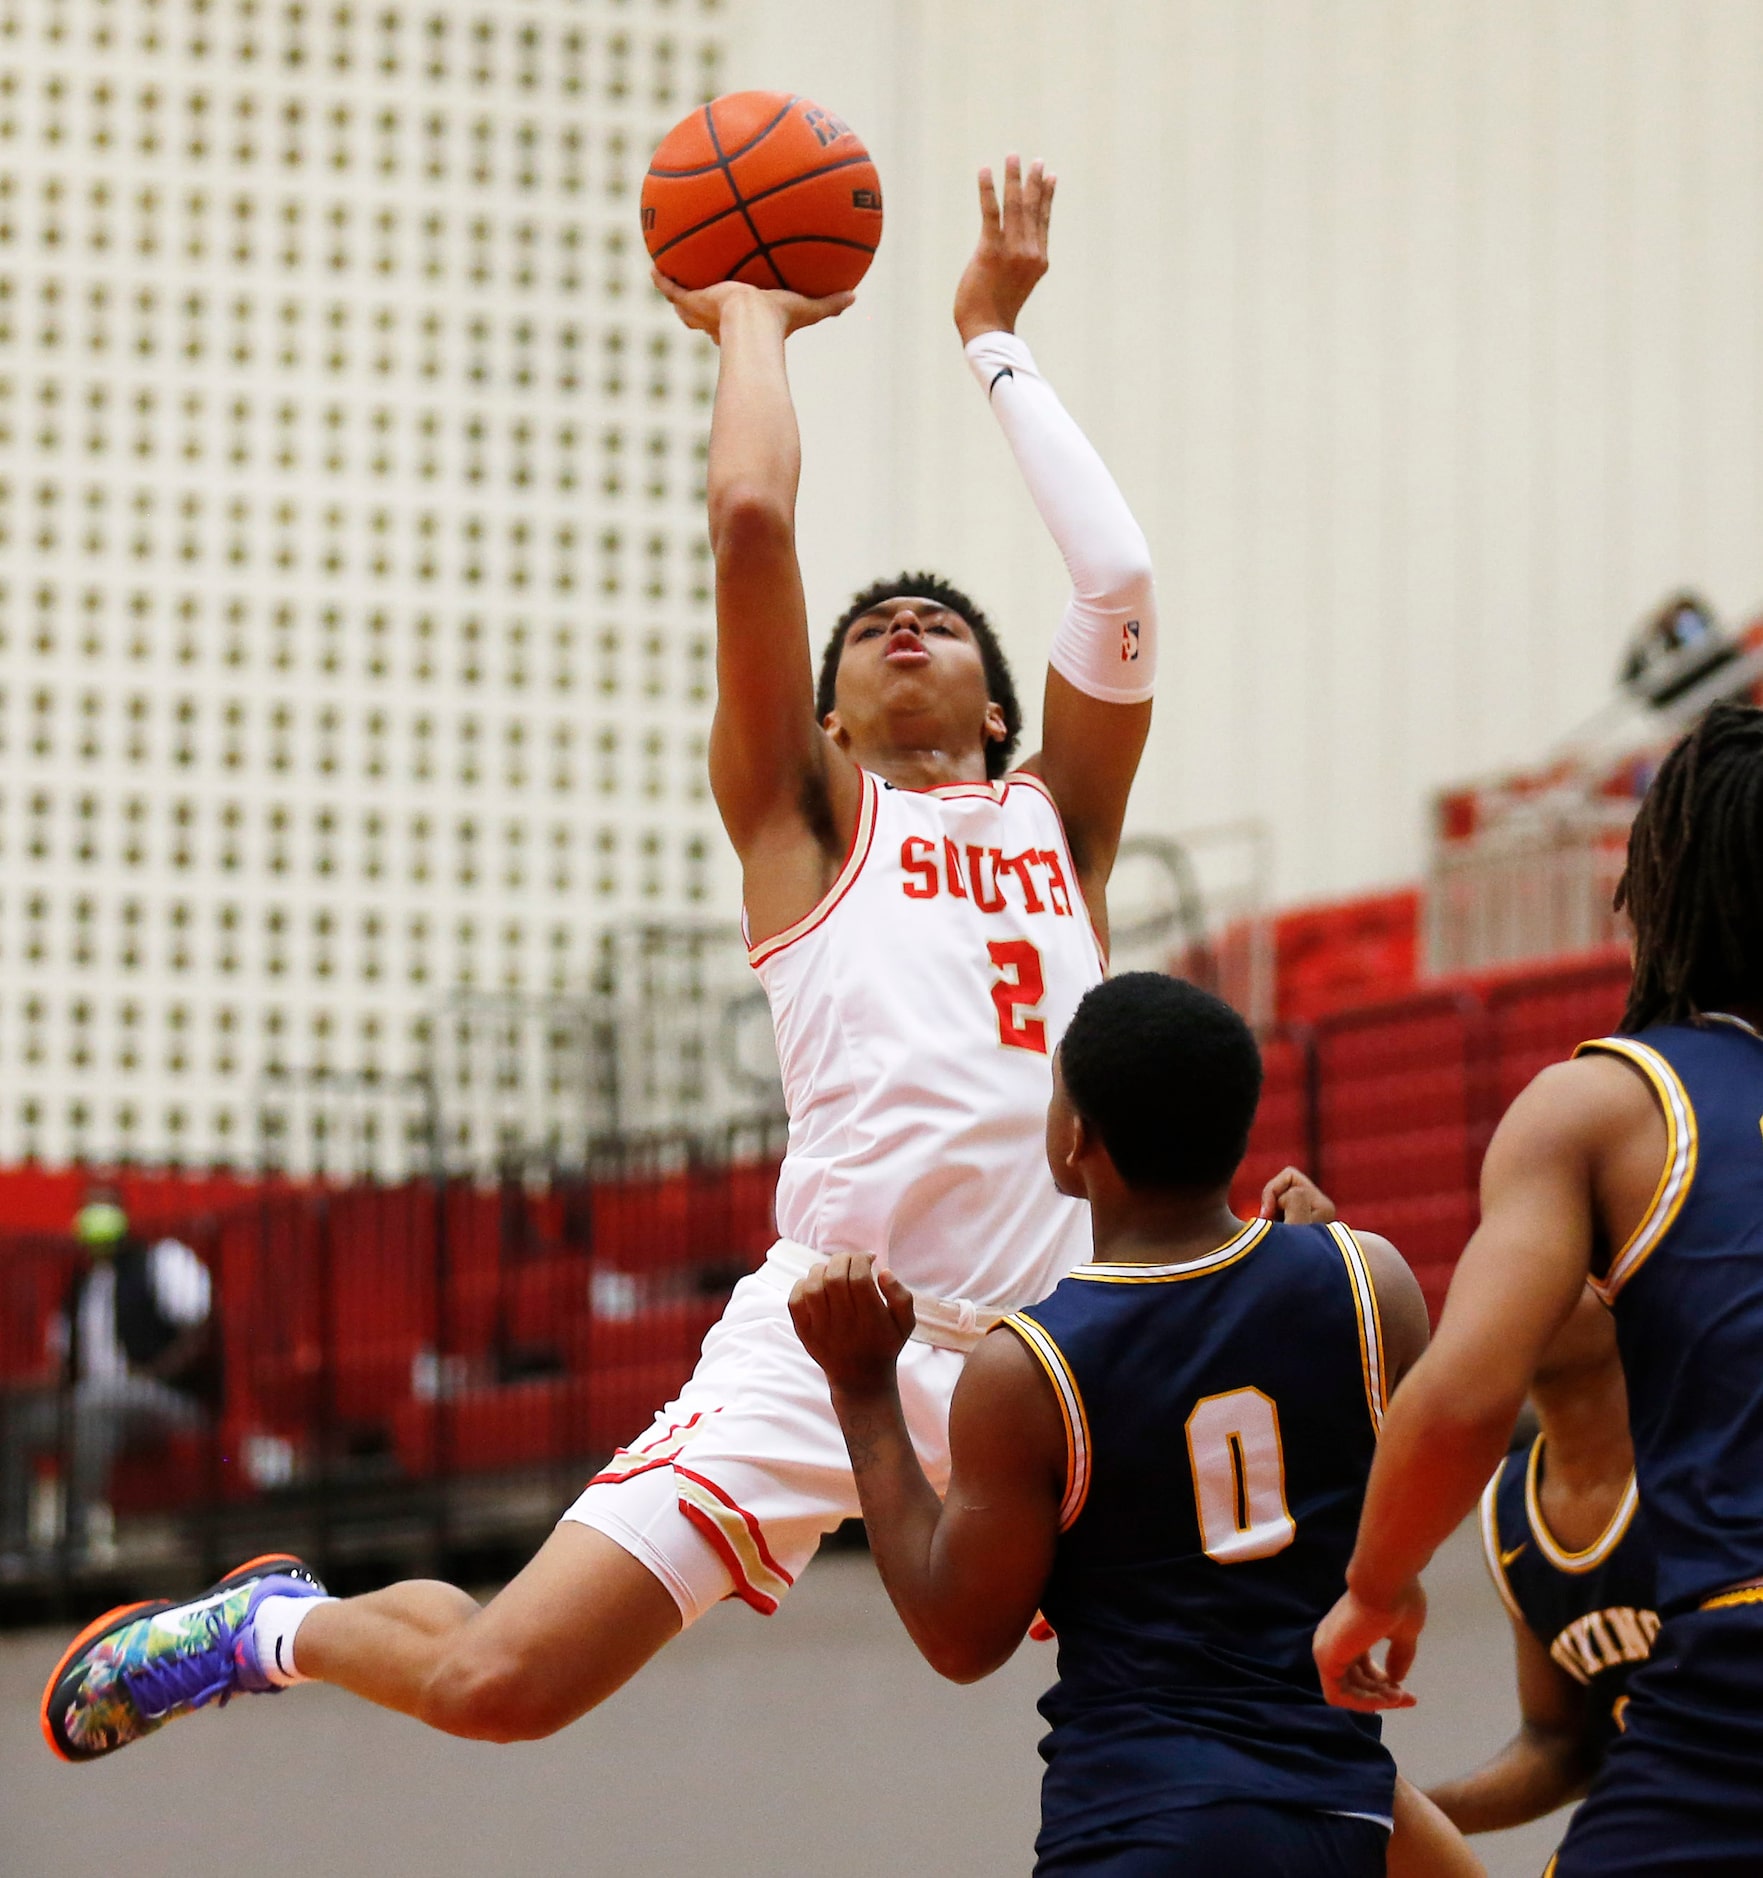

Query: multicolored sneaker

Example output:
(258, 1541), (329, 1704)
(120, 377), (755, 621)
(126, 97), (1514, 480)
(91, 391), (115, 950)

(40, 1552), (327, 1763)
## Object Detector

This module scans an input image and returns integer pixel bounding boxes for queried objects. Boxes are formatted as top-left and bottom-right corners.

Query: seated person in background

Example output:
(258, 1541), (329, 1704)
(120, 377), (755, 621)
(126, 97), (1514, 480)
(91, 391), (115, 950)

(1426, 1285), (1655, 1843)
(0, 1191), (214, 1565)
(791, 973), (1480, 1877)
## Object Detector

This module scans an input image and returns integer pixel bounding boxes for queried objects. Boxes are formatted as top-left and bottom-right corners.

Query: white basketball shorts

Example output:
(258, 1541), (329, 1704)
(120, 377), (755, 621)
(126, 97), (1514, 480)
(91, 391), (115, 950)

(561, 1254), (965, 1624)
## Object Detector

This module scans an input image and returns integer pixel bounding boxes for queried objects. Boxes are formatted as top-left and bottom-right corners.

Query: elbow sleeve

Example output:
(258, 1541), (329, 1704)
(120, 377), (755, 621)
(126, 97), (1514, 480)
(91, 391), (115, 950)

(966, 331), (1158, 704)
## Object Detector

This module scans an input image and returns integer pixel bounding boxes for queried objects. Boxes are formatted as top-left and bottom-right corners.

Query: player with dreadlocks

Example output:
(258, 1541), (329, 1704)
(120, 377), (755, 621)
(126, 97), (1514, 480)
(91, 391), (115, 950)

(1314, 700), (1763, 1877)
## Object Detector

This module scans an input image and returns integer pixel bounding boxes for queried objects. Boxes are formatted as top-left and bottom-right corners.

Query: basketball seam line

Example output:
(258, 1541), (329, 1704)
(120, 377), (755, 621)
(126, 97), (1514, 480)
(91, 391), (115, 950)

(646, 93), (801, 179)
(702, 101), (785, 291)
(650, 151), (877, 262)
(729, 234), (877, 259)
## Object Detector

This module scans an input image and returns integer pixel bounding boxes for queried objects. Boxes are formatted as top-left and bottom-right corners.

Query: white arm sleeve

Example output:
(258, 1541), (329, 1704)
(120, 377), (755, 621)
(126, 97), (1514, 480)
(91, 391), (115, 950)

(965, 330), (1157, 703)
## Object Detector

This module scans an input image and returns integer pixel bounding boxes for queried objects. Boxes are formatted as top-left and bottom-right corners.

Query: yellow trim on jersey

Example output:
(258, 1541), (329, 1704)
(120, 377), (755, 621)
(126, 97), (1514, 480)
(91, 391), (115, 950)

(1523, 1434), (1640, 1574)
(1001, 1313), (1092, 1530)
(1573, 1037), (1699, 1302)
(1542, 1858), (1559, 1878)
(1479, 1458), (1528, 1624)
(1701, 1584), (1763, 1613)
(1071, 1218), (1272, 1284)
(1327, 1222), (1387, 1436)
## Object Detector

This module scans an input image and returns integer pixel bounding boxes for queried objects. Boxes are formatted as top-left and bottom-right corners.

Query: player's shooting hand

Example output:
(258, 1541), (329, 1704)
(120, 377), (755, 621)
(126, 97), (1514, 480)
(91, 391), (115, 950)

(651, 268), (854, 343)
(953, 154), (1056, 344)
(1314, 1580), (1427, 1713)
(1259, 1167), (1338, 1225)
(789, 1252), (917, 1396)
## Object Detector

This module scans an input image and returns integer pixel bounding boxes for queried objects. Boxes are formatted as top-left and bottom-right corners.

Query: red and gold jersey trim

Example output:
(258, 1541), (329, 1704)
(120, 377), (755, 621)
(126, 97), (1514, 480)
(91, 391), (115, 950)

(1008, 770), (1107, 970)
(673, 1465), (794, 1615)
(746, 769), (880, 967)
(1001, 1312), (1092, 1530)
(1573, 1037), (1699, 1302)
(1327, 1222), (1388, 1437)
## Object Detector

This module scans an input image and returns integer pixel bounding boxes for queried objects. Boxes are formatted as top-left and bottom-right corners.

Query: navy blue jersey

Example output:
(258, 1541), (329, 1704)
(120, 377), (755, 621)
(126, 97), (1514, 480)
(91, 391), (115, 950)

(1575, 1016), (1763, 1613)
(1481, 1437), (1658, 1760)
(1007, 1216), (1395, 1857)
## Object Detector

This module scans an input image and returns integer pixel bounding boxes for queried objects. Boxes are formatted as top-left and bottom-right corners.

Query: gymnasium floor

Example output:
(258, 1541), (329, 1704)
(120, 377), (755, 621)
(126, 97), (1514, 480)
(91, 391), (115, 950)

(0, 1519), (1562, 1878)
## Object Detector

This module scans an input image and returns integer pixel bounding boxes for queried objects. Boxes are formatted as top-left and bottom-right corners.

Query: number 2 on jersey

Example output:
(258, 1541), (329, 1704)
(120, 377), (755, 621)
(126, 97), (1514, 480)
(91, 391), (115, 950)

(987, 939), (1048, 1054)
(1185, 1387), (1296, 1564)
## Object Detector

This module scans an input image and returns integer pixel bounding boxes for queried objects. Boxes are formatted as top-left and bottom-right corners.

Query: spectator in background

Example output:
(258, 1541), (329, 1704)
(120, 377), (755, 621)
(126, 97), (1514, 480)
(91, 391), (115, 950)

(0, 1191), (215, 1568)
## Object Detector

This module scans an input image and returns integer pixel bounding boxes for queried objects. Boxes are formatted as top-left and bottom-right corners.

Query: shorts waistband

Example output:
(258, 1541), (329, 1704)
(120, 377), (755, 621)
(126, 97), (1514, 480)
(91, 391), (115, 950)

(757, 1240), (1004, 1354)
(1701, 1578), (1763, 1614)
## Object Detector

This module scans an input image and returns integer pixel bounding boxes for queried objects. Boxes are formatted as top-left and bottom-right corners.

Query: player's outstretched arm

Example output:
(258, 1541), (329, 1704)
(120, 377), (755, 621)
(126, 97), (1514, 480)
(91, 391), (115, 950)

(954, 156), (1155, 921)
(1425, 1611), (1594, 1834)
(653, 273), (862, 896)
(789, 1254), (1064, 1681)
(1315, 1063), (1612, 1712)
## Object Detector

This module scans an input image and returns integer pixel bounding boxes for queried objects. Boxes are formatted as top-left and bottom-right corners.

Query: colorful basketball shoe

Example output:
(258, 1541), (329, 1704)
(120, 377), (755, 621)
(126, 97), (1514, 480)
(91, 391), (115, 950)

(40, 1552), (326, 1763)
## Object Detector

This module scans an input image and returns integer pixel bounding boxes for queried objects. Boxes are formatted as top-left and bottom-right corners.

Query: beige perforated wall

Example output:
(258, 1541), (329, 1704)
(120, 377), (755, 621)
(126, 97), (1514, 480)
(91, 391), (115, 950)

(0, 0), (730, 1171)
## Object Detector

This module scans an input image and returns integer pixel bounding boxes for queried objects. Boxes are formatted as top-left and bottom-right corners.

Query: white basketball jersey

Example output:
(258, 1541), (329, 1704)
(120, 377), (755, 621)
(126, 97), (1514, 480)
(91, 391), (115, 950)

(749, 768), (1105, 1313)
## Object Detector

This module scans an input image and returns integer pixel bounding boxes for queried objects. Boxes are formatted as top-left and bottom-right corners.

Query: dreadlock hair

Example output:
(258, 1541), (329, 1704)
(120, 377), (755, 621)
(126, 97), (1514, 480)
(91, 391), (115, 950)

(815, 571), (1023, 780)
(1616, 700), (1763, 1031)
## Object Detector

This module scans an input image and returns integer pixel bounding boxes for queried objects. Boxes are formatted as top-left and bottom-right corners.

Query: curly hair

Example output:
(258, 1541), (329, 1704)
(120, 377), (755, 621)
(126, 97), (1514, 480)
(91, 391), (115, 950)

(1617, 700), (1763, 1030)
(815, 571), (1023, 780)
(1060, 974), (1264, 1191)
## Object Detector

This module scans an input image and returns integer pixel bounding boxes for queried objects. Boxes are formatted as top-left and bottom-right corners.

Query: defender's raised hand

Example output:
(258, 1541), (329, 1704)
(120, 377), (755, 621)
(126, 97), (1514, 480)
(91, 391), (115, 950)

(652, 267), (854, 344)
(789, 1253), (917, 1396)
(1259, 1166), (1339, 1224)
(954, 154), (1057, 343)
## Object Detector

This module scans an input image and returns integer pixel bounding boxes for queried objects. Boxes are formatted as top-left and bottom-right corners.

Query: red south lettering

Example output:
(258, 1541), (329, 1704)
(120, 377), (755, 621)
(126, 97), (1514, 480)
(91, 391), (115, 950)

(900, 836), (938, 899)
(966, 845), (1008, 913)
(942, 837), (967, 898)
(1037, 848), (1073, 917)
(998, 850), (1047, 913)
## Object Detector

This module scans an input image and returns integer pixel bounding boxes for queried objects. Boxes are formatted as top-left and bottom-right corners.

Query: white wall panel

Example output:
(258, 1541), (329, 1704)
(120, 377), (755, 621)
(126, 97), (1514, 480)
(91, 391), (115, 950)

(728, 0), (1763, 900)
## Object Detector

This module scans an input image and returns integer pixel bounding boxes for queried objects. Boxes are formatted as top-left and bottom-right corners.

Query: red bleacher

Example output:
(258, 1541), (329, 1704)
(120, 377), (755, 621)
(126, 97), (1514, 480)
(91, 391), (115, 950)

(1232, 946), (1629, 1316)
(0, 950), (1631, 1531)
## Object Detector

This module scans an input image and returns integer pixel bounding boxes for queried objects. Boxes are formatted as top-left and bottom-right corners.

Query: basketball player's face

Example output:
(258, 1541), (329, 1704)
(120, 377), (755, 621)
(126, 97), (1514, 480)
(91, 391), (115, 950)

(824, 598), (1005, 764)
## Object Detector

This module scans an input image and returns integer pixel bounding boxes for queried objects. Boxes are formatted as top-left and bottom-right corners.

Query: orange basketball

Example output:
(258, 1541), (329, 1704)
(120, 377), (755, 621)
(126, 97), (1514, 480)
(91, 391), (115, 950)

(642, 91), (883, 298)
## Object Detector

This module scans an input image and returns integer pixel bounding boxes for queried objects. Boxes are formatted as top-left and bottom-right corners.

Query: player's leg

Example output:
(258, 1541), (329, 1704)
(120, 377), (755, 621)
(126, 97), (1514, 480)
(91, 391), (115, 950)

(295, 1521), (681, 1740)
(1386, 1777), (1485, 1878)
(42, 1521), (687, 1761)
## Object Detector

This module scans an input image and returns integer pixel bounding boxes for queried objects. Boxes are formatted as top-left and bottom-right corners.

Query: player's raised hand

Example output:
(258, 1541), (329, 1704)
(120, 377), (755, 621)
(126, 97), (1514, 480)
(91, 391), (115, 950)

(651, 267), (855, 344)
(953, 153), (1056, 344)
(789, 1252), (917, 1395)
(1313, 1580), (1427, 1713)
(1259, 1167), (1338, 1224)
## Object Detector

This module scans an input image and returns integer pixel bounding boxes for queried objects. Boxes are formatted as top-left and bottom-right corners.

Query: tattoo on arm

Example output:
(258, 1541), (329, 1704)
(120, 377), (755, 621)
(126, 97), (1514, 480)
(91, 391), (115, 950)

(843, 1406), (883, 1475)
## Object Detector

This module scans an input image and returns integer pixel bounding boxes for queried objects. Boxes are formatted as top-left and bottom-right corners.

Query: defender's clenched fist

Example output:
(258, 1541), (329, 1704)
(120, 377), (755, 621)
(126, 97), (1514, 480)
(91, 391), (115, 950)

(789, 1252), (918, 1397)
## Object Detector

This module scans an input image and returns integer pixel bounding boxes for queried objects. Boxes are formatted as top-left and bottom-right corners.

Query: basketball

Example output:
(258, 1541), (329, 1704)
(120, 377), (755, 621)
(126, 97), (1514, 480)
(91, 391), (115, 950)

(641, 90), (883, 298)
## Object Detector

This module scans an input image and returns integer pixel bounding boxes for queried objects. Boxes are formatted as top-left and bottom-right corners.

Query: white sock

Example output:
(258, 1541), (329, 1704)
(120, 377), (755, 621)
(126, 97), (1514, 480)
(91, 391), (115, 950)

(252, 1593), (333, 1687)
